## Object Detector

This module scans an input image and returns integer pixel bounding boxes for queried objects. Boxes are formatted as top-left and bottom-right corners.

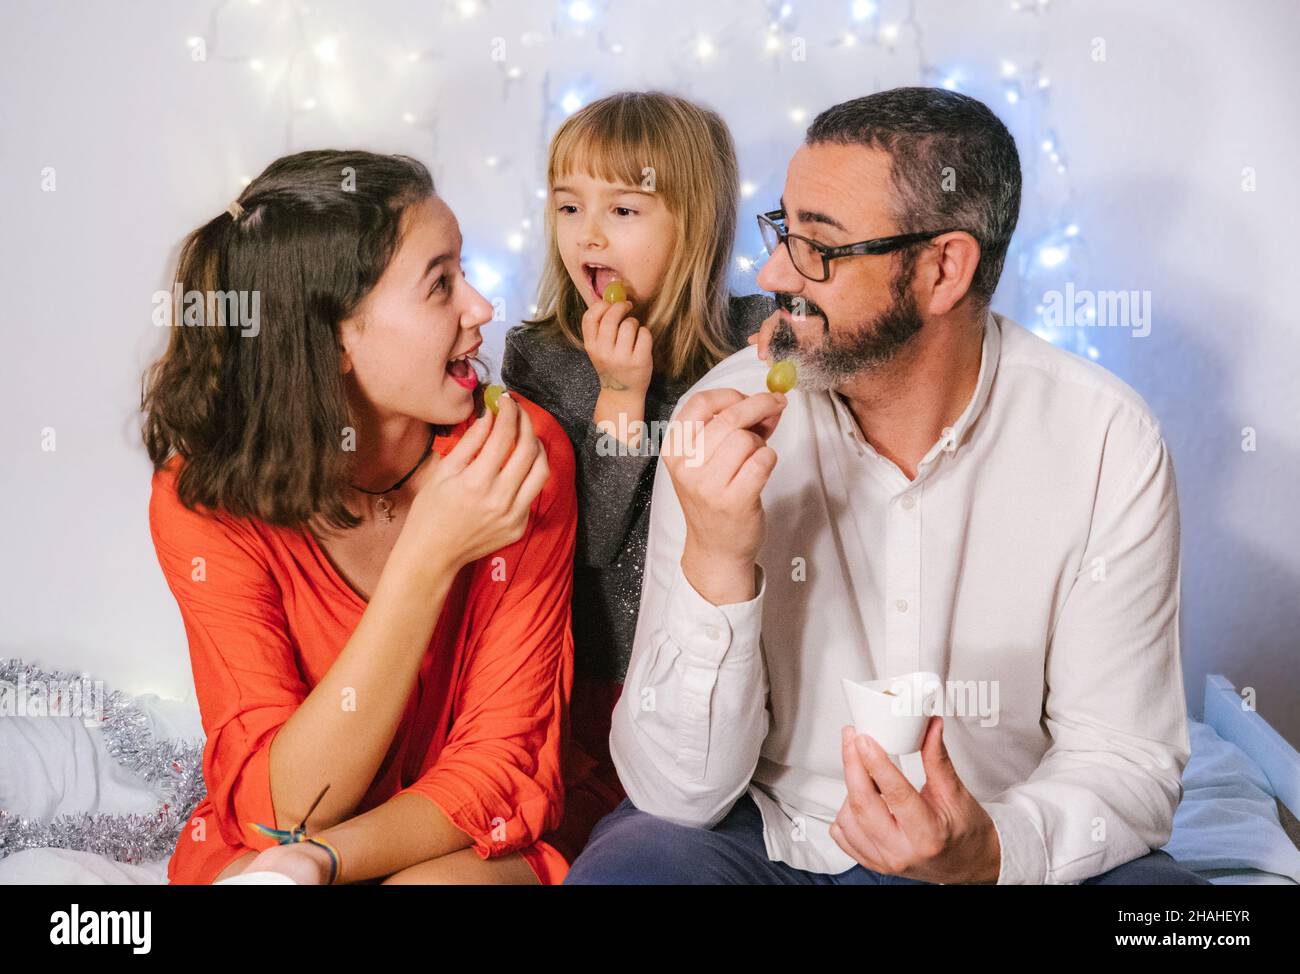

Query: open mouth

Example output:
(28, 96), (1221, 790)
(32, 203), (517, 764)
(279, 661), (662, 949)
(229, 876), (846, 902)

(581, 262), (622, 300)
(445, 342), (481, 391)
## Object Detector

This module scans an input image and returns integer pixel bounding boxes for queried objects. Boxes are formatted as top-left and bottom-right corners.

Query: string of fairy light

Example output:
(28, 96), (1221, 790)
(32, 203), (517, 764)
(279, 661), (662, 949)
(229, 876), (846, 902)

(185, 0), (1095, 361)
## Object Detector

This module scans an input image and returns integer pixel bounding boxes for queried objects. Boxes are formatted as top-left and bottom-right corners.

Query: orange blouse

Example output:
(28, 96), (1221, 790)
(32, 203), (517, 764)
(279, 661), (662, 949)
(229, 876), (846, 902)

(149, 395), (577, 885)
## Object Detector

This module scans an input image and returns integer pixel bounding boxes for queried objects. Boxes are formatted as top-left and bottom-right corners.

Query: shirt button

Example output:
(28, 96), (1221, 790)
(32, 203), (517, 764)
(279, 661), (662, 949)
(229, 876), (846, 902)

(900, 495), (916, 510)
(703, 624), (720, 640)
(895, 598), (909, 613)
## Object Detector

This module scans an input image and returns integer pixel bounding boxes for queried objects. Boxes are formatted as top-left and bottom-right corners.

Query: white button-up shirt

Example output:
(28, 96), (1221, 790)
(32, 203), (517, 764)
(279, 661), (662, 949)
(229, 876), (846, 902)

(610, 310), (1190, 884)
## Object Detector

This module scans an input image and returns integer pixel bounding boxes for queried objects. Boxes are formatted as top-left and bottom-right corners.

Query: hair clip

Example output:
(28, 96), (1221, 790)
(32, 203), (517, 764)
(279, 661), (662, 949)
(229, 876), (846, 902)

(227, 200), (245, 219)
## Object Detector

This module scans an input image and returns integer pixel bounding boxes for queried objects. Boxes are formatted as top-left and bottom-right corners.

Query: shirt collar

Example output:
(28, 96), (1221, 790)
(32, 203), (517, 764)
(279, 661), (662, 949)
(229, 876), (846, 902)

(827, 309), (1002, 473)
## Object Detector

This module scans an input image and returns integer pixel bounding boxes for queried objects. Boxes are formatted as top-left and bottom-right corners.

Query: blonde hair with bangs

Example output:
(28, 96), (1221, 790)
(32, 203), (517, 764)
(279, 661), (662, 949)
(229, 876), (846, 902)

(524, 91), (740, 387)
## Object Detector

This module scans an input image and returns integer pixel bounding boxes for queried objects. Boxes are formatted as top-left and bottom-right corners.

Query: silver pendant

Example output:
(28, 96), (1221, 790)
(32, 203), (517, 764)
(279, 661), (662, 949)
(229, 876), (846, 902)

(375, 496), (394, 523)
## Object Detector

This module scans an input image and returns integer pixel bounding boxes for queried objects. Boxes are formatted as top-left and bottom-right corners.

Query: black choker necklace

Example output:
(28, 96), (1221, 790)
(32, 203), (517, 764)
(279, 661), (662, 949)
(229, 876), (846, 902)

(349, 425), (437, 524)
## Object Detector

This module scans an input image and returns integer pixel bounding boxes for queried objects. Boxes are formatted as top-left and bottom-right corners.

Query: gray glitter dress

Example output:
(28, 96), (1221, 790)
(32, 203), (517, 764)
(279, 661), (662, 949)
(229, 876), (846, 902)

(501, 293), (776, 684)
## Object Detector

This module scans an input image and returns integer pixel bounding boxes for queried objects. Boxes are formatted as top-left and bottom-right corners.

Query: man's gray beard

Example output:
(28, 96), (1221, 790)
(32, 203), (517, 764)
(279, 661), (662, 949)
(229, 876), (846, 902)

(767, 267), (924, 393)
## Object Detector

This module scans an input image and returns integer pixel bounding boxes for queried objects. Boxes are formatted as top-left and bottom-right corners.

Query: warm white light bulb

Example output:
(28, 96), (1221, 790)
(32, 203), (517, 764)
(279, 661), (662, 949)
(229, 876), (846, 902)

(1037, 245), (1067, 269)
(314, 37), (338, 64)
(471, 261), (501, 291)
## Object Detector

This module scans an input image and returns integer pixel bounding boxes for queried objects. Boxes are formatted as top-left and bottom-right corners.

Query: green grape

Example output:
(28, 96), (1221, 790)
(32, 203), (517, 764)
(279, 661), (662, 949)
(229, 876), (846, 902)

(602, 279), (628, 304)
(766, 359), (797, 393)
(484, 383), (505, 415)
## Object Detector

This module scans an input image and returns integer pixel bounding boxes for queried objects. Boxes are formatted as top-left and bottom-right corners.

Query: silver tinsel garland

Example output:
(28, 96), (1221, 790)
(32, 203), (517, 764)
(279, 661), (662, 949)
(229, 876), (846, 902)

(0, 657), (207, 865)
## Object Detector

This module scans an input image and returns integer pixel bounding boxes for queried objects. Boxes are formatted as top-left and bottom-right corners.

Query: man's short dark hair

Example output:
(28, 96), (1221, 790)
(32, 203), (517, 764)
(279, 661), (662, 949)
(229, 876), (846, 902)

(806, 86), (1022, 310)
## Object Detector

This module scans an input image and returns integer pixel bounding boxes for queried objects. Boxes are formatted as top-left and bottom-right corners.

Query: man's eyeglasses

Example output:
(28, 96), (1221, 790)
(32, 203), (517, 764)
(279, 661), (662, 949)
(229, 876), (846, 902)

(757, 209), (968, 283)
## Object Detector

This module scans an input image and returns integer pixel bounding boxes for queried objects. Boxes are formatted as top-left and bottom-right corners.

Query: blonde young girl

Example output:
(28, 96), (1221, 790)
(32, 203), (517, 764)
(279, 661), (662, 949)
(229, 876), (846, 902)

(501, 91), (775, 859)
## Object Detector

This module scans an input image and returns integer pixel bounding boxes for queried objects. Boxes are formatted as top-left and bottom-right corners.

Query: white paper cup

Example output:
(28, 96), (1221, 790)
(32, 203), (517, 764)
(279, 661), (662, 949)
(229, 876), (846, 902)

(841, 671), (943, 755)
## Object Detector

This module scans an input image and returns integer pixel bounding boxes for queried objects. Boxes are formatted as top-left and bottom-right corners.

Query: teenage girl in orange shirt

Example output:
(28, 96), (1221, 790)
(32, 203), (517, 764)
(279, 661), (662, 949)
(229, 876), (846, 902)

(142, 150), (577, 884)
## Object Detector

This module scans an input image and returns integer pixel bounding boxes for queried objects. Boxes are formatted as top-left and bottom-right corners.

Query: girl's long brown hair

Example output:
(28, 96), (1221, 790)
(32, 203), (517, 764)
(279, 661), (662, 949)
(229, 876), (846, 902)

(141, 150), (443, 531)
(524, 90), (741, 387)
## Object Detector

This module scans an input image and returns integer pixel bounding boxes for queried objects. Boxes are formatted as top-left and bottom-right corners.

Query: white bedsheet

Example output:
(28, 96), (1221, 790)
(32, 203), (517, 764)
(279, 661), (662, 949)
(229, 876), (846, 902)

(0, 847), (169, 885)
(1159, 719), (1300, 883)
(0, 689), (201, 885)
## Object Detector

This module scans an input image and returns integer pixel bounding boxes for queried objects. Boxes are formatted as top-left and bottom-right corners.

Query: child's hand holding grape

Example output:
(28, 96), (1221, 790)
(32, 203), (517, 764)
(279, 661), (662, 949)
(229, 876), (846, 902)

(580, 281), (654, 396)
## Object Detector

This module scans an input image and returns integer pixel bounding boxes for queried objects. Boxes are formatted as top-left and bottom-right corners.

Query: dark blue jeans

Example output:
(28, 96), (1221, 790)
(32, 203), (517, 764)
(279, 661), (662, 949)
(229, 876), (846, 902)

(564, 793), (1211, 885)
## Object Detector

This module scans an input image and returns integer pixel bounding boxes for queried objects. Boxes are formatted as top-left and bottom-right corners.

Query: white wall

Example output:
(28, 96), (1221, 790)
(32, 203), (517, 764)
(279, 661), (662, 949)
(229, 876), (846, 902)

(1, 0), (1295, 742)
